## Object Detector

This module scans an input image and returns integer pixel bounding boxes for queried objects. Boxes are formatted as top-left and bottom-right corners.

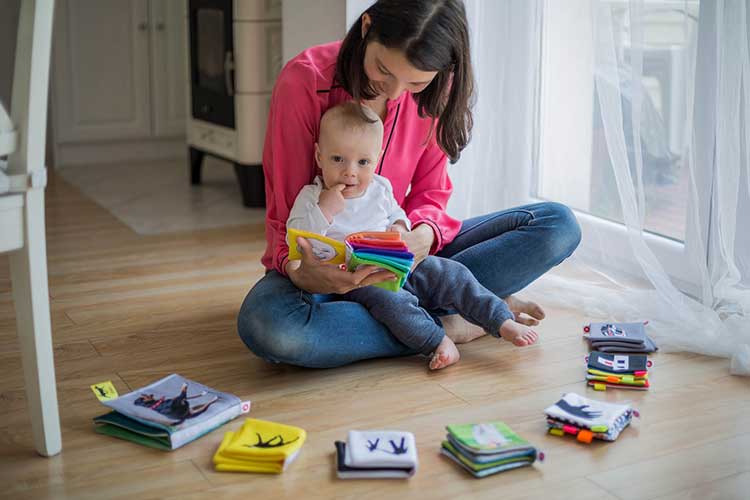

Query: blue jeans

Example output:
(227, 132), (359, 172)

(345, 256), (515, 355)
(237, 202), (581, 368)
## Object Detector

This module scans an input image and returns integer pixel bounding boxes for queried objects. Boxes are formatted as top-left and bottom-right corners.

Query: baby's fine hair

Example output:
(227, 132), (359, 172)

(319, 101), (384, 143)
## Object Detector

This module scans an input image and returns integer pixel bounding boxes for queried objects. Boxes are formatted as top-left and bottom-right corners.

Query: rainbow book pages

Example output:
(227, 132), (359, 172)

(288, 228), (414, 291)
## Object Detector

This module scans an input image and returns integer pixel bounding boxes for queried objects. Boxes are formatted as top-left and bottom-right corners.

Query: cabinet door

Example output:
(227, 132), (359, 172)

(53, 0), (151, 142)
(150, 0), (188, 137)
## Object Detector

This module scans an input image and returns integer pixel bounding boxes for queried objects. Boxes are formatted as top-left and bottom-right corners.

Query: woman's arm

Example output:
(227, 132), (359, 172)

(402, 138), (462, 261)
(263, 61), (320, 276)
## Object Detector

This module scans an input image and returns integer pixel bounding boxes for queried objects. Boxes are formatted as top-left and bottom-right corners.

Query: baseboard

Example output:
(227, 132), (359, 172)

(54, 137), (187, 167)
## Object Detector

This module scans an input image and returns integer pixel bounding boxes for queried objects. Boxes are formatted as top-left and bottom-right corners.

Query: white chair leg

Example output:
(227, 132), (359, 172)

(9, 188), (61, 457)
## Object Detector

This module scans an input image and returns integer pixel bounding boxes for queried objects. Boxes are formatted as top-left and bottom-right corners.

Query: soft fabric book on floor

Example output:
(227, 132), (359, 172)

(213, 418), (306, 474)
(586, 351), (651, 390)
(440, 422), (539, 478)
(93, 374), (246, 450)
(335, 430), (418, 479)
(545, 393), (636, 443)
(583, 322), (658, 353)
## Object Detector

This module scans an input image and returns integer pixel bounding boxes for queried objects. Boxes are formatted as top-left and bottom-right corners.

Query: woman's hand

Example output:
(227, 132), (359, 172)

(286, 237), (397, 294)
(393, 223), (435, 268)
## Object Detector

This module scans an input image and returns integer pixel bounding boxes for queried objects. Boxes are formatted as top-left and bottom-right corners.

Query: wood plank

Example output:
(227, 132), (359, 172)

(651, 471), (750, 500)
(588, 434), (750, 500)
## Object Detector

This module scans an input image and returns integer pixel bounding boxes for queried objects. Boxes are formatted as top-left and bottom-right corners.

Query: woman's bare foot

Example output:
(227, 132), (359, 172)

(505, 295), (546, 326)
(429, 336), (461, 370)
(442, 314), (486, 344)
(499, 319), (539, 346)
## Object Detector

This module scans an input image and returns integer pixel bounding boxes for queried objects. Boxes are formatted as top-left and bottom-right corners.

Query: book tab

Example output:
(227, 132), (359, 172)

(91, 381), (119, 401)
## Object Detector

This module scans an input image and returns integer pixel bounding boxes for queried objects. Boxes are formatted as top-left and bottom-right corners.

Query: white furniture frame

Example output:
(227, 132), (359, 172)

(0, 0), (61, 457)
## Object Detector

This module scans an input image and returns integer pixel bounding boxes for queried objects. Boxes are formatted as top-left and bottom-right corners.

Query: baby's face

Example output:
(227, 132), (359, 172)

(316, 127), (382, 199)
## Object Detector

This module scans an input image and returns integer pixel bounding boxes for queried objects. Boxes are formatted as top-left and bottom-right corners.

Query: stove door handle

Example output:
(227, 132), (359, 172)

(224, 51), (235, 96)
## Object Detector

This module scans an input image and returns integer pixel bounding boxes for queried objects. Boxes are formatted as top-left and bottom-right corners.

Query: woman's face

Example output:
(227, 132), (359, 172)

(361, 14), (438, 101)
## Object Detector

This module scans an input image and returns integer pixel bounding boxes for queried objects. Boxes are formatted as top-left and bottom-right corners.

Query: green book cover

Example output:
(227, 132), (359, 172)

(446, 422), (534, 455)
(94, 412), (172, 451)
(441, 441), (534, 471)
(347, 253), (407, 291)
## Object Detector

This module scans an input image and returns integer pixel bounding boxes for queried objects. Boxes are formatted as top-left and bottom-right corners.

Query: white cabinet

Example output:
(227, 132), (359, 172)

(52, 0), (187, 165)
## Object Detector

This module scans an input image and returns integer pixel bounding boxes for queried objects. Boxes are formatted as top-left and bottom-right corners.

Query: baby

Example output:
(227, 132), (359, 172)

(287, 101), (538, 370)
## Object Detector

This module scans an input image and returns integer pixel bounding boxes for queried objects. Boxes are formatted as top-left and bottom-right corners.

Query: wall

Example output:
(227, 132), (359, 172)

(0, 0), (21, 110)
(281, 0), (346, 64)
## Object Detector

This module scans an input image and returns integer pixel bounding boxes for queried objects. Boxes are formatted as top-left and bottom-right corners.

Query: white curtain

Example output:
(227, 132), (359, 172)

(451, 0), (750, 375)
(448, 0), (543, 216)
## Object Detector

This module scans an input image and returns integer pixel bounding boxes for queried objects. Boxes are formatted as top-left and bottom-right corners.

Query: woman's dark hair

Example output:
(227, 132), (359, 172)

(336, 0), (474, 162)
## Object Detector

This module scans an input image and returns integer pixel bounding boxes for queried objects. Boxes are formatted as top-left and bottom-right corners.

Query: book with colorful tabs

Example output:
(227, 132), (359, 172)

(586, 351), (652, 391)
(288, 228), (414, 291)
(544, 393), (637, 443)
(440, 422), (540, 478)
(93, 374), (247, 451)
(583, 322), (658, 353)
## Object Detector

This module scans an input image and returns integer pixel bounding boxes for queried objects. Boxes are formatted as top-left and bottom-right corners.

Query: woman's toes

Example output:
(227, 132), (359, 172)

(515, 315), (540, 326)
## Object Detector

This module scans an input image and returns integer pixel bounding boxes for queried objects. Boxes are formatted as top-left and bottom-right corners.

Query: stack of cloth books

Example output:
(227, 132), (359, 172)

(586, 351), (651, 390)
(583, 321), (658, 353)
(213, 418), (306, 473)
(335, 430), (418, 478)
(545, 393), (638, 444)
(440, 421), (540, 478)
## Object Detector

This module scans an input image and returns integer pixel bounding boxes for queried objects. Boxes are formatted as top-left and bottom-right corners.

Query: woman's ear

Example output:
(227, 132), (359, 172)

(361, 13), (371, 39)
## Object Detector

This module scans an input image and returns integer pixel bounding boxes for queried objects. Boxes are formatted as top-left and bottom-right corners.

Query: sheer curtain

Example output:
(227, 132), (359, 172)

(448, 0), (543, 216)
(451, 0), (750, 375)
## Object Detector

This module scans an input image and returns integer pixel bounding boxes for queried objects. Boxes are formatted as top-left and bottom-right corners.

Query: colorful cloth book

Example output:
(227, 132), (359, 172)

(586, 351), (651, 391)
(583, 322), (658, 353)
(440, 422), (538, 478)
(335, 442), (416, 479)
(288, 228), (414, 291)
(213, 418), (306, 474)
(93, 374), (245, 451)
(544, 393), (635, 443)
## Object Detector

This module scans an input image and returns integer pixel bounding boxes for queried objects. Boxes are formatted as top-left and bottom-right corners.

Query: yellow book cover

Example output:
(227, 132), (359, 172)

(213, 431), (294, 473)
(219, 418), (306, 461)
(287, 228), (346, 264)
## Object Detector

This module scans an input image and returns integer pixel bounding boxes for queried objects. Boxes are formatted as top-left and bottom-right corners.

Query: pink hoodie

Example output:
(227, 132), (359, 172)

(261, 41), (461, 274)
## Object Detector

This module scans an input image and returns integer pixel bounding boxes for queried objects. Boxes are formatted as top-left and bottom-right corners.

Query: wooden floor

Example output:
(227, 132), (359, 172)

(1, 172), (748, 500)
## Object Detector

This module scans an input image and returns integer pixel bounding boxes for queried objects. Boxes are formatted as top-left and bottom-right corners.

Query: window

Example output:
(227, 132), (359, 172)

(535, 0), (702, 289)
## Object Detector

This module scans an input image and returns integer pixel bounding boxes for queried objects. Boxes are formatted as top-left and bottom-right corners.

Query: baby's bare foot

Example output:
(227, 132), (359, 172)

(505, 295), (546, 326)
(442, 314), (486, 344)
(499, 319), (539, 346)
(429, 336), (461, 370)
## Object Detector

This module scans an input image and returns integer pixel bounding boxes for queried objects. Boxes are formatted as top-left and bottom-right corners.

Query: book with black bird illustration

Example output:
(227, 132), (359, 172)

(213, 418), (307, 473)
(93, 374), (248, 450)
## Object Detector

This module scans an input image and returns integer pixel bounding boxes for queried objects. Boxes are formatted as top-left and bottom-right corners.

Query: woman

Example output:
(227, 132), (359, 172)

(237, 0), (581, 368)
